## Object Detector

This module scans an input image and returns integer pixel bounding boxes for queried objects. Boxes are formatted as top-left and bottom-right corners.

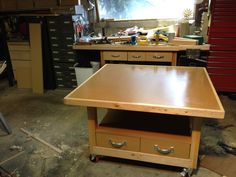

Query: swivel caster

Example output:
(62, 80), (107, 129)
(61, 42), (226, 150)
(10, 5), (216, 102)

(180, 168), (193, 177)
(89, 154), (100, 162)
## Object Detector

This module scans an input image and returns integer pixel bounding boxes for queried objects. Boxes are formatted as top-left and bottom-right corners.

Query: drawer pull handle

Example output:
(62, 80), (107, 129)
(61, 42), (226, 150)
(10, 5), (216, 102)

(109, 139), (127, 148)
(154, 145), (174, 154)
(132, 55), (141, 58)
(111, 55), (120, 58)
(153, 56), (164, 59)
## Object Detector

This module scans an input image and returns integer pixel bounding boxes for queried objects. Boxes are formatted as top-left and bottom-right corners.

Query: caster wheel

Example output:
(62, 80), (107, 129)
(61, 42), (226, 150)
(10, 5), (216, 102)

(89, 154), (99, 162)
(180, 168), (192, 177)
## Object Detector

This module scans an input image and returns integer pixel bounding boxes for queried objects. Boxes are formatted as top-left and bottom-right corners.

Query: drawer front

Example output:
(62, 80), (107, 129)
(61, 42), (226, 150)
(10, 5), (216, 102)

(51, 42), (74, 51)
(141, 137), (190, 159)
(55, 71), (76, 78)
(146, 52), (172, 62)
(12, 60), (32, 69)
(103, 51), (127, 61)
(48, 27), (74, 37)
(53, 56), (76, 63)
(15, 68), (32, 89)
(53, 62), (75, 72)
(56, 78), (77, 87)
(8, 43), (30, 50)
(9, 51), (31, 61)
(128, 52), (145, 61)
(96, 133), (140, 151)
(207, 67), (236, 75)
(209, 74), (236, 91)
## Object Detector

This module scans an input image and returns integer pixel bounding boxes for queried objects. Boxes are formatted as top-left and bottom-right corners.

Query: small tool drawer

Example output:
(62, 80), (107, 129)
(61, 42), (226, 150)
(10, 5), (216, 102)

(96, 132), (140, 151)
(146, 52), (172, 62)
(128, 52), (145, 61)
(140, 137), (190, 158)
(103, 51), (127, 61)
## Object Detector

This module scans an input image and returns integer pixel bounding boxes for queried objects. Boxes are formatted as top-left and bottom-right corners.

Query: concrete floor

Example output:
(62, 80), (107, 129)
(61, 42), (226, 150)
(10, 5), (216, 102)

(0, 79), (235, 177)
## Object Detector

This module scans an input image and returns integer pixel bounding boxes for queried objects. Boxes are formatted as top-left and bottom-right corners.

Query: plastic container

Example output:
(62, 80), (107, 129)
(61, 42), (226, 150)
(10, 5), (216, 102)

(74, 61), (100, 86)
(183, 35), (204, 45)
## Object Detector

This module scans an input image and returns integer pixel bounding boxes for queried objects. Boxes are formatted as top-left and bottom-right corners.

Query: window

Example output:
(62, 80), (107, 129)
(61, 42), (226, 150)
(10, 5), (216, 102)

(97, 0), (195, 20)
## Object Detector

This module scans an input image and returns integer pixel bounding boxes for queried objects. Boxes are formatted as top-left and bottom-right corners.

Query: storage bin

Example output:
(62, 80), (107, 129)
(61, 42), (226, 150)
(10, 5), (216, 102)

(75, 61), (100, 86)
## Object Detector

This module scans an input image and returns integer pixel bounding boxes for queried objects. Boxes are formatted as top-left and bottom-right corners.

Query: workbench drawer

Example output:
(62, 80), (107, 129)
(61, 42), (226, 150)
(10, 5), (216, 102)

(146, 52), (172, 62)
(96, 132), (140, 151)
(140, 137), (190, 158)
(128, 52), (145, 61)
(102, 51), (127, 61)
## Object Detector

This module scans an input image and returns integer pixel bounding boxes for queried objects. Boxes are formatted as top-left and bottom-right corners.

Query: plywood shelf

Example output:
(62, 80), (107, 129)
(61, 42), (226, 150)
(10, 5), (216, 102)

(97, 109), (191, 141)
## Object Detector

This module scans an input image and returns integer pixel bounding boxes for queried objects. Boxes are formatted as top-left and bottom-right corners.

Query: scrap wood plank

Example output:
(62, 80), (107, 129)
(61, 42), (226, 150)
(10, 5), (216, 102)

(20, 128), (62, 154)
(0, 151), (24, 166)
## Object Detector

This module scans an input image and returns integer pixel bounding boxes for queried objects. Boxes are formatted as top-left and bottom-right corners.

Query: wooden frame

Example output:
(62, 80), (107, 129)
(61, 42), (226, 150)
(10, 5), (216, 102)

(86, 107), (202, 169)
(73, 43), (210, 67)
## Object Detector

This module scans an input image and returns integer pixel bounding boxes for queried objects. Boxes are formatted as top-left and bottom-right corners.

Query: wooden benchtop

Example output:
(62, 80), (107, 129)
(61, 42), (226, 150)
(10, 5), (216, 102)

(64, 64), (224, 119)
(73, 44), (210, 51)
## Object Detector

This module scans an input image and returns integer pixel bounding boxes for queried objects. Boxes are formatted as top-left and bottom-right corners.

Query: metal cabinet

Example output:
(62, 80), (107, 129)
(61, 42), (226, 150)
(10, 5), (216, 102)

(207, 0), (236, 92)
(47, 15), (77, 89)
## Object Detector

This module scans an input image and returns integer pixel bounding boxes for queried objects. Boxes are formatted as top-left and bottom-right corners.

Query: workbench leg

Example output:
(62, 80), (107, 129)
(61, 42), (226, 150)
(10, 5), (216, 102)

(189, 118), (202, 169)
(172, 52), (177, 66)
(87, 107), (97, 154)
(100, 51), (106, 66)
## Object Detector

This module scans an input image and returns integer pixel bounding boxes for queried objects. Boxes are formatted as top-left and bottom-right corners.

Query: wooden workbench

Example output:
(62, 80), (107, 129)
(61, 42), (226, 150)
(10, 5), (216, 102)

(64, 64), (224, 171)
(73, 44), (210, 66)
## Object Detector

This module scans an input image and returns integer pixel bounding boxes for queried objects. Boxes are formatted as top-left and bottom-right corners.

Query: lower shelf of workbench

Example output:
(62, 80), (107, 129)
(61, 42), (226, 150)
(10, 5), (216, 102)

(89, 109), (200, 168)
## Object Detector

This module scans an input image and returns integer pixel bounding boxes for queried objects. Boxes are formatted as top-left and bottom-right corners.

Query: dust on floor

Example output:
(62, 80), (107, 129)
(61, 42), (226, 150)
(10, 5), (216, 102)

(0, 80), (235, 177)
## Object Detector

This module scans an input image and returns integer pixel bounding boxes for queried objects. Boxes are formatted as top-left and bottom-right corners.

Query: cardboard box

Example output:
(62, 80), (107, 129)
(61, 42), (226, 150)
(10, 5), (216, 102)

(0, 0), (17, 10)
(17, 0), (34, 9)
(34, 0), (58, 8)
(60, 0), (78, 6)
